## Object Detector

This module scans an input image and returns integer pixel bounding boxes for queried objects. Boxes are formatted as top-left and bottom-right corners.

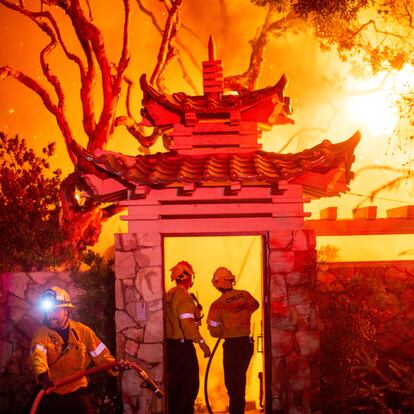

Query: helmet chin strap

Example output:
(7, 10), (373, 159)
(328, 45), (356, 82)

(62, 310), (70, 327)
(46, 309), (70, 329)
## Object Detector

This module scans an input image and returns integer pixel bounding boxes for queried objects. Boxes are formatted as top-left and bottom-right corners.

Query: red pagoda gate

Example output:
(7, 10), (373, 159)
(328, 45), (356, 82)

(75, 38), (360, 414)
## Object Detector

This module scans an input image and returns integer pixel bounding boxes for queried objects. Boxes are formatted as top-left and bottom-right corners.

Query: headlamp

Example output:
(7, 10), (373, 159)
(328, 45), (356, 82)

(38, 287), (74, 312)
(40, 298), (55, 312)
(39, 290), (58, 312)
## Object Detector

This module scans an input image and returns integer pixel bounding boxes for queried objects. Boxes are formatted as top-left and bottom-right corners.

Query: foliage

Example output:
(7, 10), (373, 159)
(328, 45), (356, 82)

(317, 244), (341, 262)
(394, 88), (414, 173)
(0, 132), (73, 271)
(292, 0), (371, 19)
(250, 0), (371, 18)
(318, 270), (414, 412)
(73, 251), (116, 346)
(249, 0), (288, 9)
(249, 0), (414, 74)
(318, 274), (380, 412)
(72, 251), (122, 414)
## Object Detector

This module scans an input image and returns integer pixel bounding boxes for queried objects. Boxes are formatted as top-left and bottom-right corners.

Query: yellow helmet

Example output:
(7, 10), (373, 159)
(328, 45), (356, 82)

(39, 287), (75, 312)
(170, 261), (194, 282)
(212, 267), (235, 290)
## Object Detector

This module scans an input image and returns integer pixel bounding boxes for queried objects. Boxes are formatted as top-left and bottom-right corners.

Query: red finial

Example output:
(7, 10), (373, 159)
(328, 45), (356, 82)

(208, 35), (216, 61)
(203, 35), (223, 96)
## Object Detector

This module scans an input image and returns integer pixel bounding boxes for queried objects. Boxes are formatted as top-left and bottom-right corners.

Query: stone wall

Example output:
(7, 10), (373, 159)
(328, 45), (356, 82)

(318, 262), (414, 362)
(0, 271), (84, 413)
(114, 233), (164, 414)
(267, 229), (319, 414)
(2, 260), (413, 413)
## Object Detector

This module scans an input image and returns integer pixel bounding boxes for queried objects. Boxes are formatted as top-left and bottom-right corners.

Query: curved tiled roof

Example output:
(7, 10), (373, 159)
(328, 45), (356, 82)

(75, 131), (360, 198)
(139, 74), (293, 126)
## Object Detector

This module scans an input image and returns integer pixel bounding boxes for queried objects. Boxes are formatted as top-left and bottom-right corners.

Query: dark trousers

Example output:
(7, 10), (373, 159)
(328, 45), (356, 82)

(167, 338), (199, 414)
(36, 387), (93, 414)
(223, 336), (254, 414)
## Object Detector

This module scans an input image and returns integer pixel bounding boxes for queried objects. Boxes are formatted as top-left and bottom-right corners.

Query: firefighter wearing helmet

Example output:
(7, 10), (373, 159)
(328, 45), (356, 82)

(165, 261), (211, 414)
(207, 267), (259, 414)
(28, 287), (125, 414)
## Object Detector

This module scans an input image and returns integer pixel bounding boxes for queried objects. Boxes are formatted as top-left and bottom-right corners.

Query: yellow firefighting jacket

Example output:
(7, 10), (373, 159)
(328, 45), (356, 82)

(207, 289), (259, 339)
(30, 320), (116, 395)
(165, 285), (203, 342)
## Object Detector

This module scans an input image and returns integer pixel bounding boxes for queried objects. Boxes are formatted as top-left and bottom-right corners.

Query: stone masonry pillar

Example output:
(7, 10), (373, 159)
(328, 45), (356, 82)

(267, 229), (319, 414)
(115, 232), (165, 414)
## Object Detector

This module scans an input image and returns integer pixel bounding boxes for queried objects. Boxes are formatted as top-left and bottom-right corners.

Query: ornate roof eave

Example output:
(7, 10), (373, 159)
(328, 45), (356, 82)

(74, 131), (361, 202)
(139, 74), (294, 127)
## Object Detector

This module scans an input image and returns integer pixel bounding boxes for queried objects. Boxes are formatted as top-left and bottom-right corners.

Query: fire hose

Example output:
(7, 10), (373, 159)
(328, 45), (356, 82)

(204, 337), (222, 414)
(29, 360), (163, 414)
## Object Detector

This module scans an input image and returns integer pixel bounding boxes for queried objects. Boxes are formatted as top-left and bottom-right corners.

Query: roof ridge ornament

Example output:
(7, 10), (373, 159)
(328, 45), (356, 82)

(208, 35), (216, 61)
(202, 35), (224, 97)
(139, 37), (293, 154)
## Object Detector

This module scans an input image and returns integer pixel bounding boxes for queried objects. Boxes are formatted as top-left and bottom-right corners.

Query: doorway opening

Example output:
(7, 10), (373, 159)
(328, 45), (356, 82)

(164, 235), (266, 413)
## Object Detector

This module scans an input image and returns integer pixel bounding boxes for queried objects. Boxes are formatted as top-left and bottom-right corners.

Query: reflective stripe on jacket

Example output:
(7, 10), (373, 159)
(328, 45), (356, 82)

(165, 285), (202, 342)
(207, 289), (259, 338)
(30, 320), (116, 394)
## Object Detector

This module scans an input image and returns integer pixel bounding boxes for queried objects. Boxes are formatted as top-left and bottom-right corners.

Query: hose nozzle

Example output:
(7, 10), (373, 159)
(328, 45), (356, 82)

(142, 378), (164, 399)
(132, 362), (164, 399)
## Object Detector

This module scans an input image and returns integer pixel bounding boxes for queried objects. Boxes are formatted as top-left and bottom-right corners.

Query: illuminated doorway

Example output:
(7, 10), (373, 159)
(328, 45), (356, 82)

(164, 235), (266, 413)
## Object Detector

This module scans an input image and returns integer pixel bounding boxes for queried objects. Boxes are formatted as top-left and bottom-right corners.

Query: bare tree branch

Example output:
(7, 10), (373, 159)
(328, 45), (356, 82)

(150, 0), (183, 91)
(218, 0), (230, 40)
(224, 7), (299, 91)
(1, 2), (85, 73)
(0, 0), (85, 161)
(114, 0), (131, 91)
(353, 166), (412, 208)
(277, 128), (327, 152)
(0, 65), (77, 163)
(354, 165), (409, 178)
(114, 115), (162, 148)
(135, 0), (198, 93)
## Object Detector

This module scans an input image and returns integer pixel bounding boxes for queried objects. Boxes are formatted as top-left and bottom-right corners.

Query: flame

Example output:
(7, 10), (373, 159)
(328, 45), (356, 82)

(165, 235), (263, 410)
(344, 64), (414, 137)
(74, 188), (87, 207)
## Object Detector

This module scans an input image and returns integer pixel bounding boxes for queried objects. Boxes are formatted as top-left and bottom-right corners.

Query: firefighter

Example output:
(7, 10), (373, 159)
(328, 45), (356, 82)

(207, 267), (259, 414)
(29, 286), (127, 414)
(166, 261), (211, 414)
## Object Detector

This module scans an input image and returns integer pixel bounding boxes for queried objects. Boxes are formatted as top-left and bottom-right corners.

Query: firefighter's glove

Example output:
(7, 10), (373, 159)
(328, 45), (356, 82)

(38, 372), (55, 393)
(114, 359), (131, 372)
(119, 359), (131, 371)
(199, 340), (211, 358)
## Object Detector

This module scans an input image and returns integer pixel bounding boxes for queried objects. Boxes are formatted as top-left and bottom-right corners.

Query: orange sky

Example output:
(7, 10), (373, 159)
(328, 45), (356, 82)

(1, 0), (413, 260)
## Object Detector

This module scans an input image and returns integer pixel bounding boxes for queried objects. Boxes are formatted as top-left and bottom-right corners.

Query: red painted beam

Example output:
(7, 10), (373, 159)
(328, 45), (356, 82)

(124, 216), (306, 234)
(304, 218), (414, 235)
